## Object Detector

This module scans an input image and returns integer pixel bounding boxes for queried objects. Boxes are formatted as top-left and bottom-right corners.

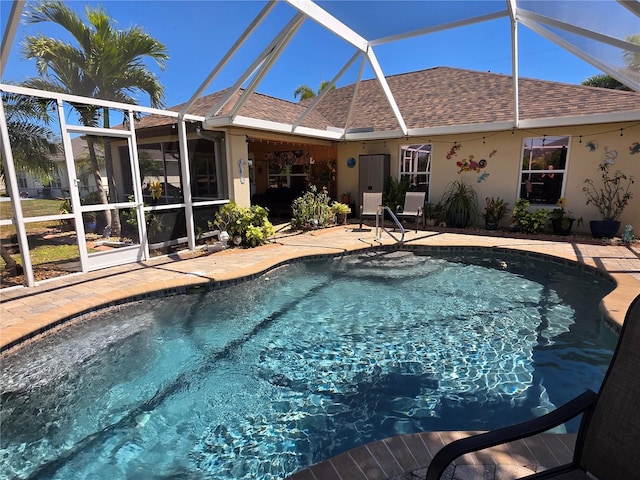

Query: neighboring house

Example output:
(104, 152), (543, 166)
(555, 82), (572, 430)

(132, 66), (640, 230)
(16, 136), (107, 200)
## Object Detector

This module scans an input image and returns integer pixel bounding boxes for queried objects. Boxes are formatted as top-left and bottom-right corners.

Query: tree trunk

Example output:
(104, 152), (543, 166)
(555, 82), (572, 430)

(86, 136), (111, 233)
(0, 243), (22, 277)
(103, 107), (121, 237)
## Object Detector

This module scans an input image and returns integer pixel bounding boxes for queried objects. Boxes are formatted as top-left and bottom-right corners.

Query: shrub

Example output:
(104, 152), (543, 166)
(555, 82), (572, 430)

(211, 202), (274, 247)
(330, 202), (351, 215)
(583, 161), (634, 221)
(511, 198), (549, 233)
(291, 186), (333, 229)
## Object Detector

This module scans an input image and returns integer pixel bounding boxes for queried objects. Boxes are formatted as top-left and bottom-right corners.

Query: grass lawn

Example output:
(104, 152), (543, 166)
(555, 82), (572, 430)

(0, 198), (62, 237)
(1, 198), (85, 285)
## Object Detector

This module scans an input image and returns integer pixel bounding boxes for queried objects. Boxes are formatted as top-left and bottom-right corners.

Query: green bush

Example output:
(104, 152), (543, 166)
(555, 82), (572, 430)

(211, 202), (274, 247)
(291, 186), (333, 229)
(511, 198), (549, 233)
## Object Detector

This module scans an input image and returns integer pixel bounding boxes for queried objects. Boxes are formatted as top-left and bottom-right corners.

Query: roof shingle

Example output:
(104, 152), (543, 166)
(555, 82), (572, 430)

(134, 67), (640, 134)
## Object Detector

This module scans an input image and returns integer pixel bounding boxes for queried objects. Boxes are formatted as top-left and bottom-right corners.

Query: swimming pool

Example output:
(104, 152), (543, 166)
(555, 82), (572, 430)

(0, 249), (617, 479)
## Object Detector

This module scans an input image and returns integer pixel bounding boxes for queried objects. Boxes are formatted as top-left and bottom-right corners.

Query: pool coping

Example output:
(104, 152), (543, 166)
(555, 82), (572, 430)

(2, 226), (639, 354)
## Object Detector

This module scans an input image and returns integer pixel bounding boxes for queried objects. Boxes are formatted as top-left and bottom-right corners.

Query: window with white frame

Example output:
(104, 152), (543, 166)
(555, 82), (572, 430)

(268, 164), (309, 191)
(519, 136), (568, 205)
(400, 144), (431, 196)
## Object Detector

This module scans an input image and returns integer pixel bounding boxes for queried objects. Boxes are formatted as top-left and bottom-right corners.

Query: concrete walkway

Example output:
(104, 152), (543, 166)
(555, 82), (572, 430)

(2, 225), (639, 479)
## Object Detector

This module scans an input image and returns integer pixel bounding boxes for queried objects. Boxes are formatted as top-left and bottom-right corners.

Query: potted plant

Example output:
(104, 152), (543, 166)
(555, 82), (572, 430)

(83, 211), (97, 233)
(482, 197), (508, 230)
(331, 202), (351, 225)
(583, 161), (635, 238)
(440, 180), (478, 228)
(549, 198), (581, 236)
(424, 202), (442, 227)
(511, 198), (550, 234)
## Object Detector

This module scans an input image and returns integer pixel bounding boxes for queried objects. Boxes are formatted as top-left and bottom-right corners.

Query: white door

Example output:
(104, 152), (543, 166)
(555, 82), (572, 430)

(64, 127), (146, 271)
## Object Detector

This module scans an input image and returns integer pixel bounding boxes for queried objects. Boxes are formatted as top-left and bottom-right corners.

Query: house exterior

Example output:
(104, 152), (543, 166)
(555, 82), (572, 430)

(133, 66), (640, 231)
(2, 66), (638, 287)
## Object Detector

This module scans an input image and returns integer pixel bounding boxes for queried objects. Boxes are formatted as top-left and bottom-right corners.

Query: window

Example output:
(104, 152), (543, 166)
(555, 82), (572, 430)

(400, 144), (431, 196)
(50, 171), (62, 189)
(268, 164), (309, 191)
(519, 136), (568, 205)
(17, 171), (28, 189)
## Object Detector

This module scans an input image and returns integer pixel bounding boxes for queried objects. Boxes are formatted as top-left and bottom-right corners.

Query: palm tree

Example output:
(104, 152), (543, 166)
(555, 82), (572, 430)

(1, 91), (57, 182)
(293, 85), (315, 101)
(581, 74), (632, 90)
(293, 81), (336, 101)
(1, 91), (58, 275)
(582, 34), (640, 91)
(21, 0), (168, 236)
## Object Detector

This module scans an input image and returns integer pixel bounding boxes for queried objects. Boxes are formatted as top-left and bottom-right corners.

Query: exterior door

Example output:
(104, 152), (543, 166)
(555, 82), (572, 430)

(64, 127), (145, 271)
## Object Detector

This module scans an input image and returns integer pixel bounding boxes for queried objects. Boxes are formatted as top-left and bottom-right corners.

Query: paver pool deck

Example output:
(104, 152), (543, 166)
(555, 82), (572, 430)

(2, 225), (639, 479)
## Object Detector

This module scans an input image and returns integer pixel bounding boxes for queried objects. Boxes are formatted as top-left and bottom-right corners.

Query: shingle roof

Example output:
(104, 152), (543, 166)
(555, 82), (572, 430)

(135, 67), (640, 134)
(135, 88), (334, 130)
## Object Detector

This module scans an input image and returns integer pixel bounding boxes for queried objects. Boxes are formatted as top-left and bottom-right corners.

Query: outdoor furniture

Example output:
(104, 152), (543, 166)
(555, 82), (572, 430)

(359, 192), (383, 230)
(396, 191), (426, 232)
(426, 293), (640, 480)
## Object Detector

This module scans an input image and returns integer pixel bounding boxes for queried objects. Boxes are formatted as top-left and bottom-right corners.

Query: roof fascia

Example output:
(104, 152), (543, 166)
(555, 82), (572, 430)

(409, 121), (516, 137)
(366, 47), (408, 136)
(209, 114), (344, 140)
(370, 10), (508, 46)
(178, 1), (277, 117)
(0, 0), (25, 76)
(205, 111), (640, 141)
(293, 50), (362, 129)
(519, 16), (640, 91)
(226, 13), (305, 120)
(284, 0), (368, 51)
(206, 12), (305, 119)
(618, 0), (640, 16)
(519, 110), (640, 129)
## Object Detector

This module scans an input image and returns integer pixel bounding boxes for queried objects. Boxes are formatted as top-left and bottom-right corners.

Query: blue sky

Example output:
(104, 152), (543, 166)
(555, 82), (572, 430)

(1, 0), (630, 109)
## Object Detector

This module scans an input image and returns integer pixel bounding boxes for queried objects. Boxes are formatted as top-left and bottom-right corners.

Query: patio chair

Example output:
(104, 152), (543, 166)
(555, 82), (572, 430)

(358, 192), (383, 230)
(396, 191), (426, 232)
(426, 292), (640, 480)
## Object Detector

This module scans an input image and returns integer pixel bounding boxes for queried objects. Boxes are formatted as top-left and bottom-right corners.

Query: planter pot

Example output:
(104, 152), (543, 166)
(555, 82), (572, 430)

(590, 220), (621, 239)
(85, 221), (97, 234)
(552, 218), (574, 236)
(447, 212), (469, 229)
(336, 213), (347, 225)
(485, 221), (498, 231)
(425, 218), (437, 227)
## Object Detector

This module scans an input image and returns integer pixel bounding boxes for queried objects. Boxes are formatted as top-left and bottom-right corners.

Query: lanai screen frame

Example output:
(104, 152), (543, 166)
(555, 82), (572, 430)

(1, 0), (639, 287)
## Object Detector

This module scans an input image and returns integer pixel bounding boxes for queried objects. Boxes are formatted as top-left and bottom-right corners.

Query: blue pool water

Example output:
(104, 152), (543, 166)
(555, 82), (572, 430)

(0, 250), (617, 479)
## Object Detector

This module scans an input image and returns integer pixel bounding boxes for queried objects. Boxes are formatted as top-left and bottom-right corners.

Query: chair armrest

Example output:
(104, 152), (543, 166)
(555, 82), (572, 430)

(425, 389), (597, 480)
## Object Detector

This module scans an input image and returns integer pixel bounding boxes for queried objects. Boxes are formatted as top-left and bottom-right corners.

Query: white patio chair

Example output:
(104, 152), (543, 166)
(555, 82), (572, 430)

(396, 191), (425, 232)
(359, 192), (383, 230)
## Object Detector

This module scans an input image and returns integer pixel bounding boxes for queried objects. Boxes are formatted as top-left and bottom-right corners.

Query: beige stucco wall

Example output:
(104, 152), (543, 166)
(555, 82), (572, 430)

(224, 130), (252, 207)
(333, 121), (639, 233)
